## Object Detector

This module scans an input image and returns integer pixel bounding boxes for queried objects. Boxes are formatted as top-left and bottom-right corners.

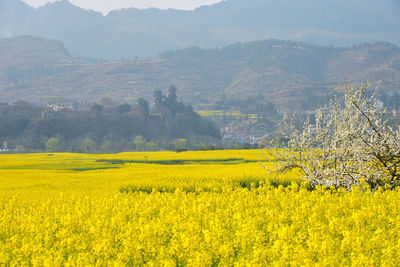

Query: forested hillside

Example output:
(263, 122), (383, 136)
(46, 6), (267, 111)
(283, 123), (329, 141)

(1, 36), (400, 112)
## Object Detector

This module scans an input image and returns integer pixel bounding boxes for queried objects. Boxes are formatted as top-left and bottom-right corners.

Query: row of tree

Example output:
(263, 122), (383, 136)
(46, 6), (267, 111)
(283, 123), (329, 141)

(0, 87), (221, 152)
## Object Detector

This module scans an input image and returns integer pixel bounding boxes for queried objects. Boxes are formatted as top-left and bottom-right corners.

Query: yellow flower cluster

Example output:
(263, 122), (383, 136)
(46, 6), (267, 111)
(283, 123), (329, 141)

(0, 151), (398, 265)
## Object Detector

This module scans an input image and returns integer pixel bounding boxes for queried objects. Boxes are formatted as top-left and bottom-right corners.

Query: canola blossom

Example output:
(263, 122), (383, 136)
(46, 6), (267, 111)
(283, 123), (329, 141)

(0, 151), (399, 265)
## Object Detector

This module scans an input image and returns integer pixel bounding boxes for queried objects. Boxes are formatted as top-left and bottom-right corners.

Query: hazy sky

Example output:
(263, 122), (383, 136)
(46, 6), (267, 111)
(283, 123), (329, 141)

(21, 0), (225, 14)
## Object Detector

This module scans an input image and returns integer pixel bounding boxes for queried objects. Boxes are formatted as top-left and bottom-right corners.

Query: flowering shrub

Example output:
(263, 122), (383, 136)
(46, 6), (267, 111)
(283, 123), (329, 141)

(263, 82), (400, 189)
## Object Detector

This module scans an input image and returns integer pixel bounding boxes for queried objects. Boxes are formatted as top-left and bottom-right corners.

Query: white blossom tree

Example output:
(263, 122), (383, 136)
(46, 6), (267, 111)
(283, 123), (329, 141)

(262, 82), (400, 190)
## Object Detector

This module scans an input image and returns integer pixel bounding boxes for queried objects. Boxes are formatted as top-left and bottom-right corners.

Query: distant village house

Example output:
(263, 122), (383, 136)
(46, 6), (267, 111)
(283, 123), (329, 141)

(47, 103), (73, 112)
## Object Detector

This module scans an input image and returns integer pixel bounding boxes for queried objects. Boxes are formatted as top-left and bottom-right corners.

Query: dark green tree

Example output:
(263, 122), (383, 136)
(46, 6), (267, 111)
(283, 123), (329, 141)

(153, 90), (164, 108)
(136, 98), (149, 116)
(46, 137), (62, 152)
(166, 86), (178, 107)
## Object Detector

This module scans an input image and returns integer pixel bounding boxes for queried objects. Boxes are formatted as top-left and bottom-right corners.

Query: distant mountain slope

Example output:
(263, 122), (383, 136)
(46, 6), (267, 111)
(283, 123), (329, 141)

(1, 0), (399, 59)
(0, 35), (71, 66)
(0, 36), (399, 111)
(0, 35), (92, 85)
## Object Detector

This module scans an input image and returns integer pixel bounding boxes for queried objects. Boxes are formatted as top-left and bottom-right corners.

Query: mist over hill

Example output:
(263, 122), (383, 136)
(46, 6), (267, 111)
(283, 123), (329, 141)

(1, 0), (399, 59)
(1, 36), (400, 112)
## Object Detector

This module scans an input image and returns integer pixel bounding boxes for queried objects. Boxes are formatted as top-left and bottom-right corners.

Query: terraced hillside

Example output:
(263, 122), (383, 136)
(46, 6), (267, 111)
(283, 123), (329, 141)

(1, 36), (399, 111)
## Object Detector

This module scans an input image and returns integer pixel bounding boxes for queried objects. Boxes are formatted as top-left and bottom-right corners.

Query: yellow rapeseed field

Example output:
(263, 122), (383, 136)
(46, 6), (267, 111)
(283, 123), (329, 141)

(0, 150), (399, 266)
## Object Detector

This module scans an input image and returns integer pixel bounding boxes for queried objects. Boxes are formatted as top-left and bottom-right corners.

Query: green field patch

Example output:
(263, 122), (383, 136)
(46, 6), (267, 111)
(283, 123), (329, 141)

(0, 163), (118, 172)
(97, 158), (257, 165)
(69, 166), (120, 172)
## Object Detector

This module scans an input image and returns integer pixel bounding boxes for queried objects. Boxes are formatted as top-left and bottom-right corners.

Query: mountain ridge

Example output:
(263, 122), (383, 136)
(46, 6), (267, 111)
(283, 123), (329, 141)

(1, 0), (399, 59)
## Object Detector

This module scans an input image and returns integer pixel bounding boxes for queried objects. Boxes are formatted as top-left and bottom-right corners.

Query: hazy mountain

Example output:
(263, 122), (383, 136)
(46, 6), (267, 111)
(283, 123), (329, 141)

(1, 36), (399, 111)
(1, 0), (399, 59)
